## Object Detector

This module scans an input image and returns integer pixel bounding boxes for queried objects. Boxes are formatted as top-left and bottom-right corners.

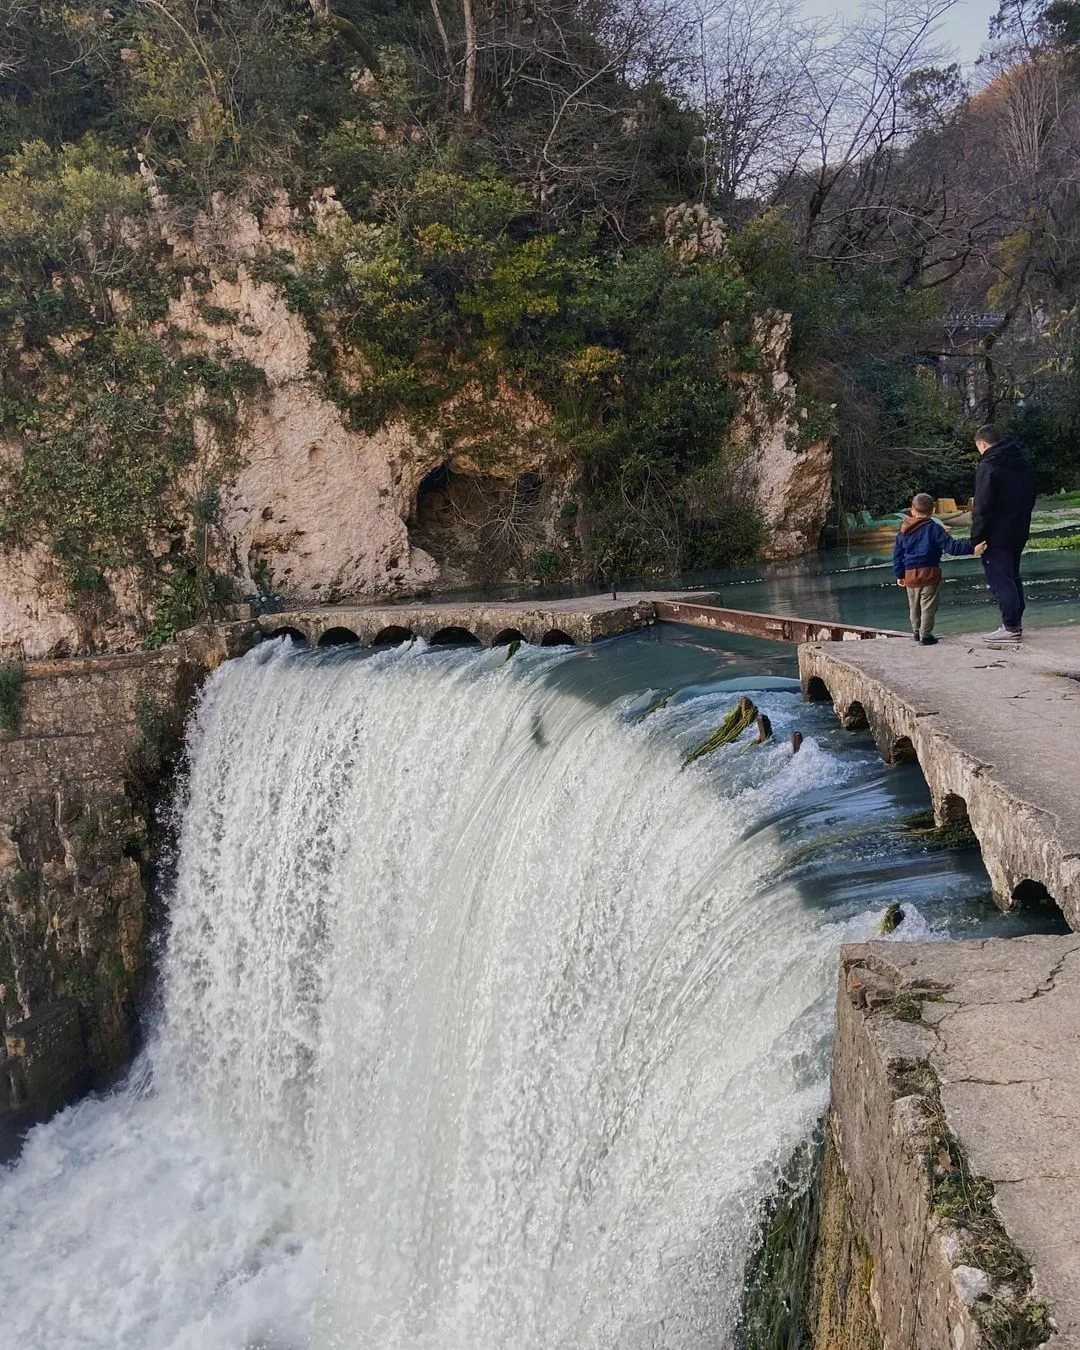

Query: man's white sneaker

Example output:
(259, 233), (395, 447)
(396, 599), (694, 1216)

(983, 626), (1023, 642)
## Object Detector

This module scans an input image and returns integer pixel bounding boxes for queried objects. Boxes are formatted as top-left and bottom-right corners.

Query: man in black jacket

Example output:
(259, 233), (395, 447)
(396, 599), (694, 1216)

(970, 424), (1039, 641)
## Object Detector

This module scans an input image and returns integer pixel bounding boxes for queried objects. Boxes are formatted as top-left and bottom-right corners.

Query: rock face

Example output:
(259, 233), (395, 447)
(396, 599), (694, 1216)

(0, 195), (830, 659)
(734, 311), (833, 560)
(170, 261), (443, 603)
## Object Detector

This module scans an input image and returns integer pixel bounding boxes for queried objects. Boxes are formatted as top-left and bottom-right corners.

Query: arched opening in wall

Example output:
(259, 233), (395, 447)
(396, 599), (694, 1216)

(890, 735), (917, 765)
(938, 792), (969, 826)
(804, 676), (831, 703)
(1011, 879), (1064, 920)
(371, 625), (414, 647)
(840, 700), (868, 731)
(492, 628), (526, 647)
(264, 626), (309, 646)
(318, 627), (360, 648)
(430, 626), (482, 647)
(540, 629), (575, 647)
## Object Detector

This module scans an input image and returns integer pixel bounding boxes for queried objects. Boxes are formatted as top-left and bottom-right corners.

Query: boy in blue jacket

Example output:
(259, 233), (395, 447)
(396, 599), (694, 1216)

(893, 493), (985, 645)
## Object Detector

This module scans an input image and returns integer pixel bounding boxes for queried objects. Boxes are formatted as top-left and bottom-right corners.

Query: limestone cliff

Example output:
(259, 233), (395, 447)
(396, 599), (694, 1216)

(733, 311), (833, 561)
(0, 194), (829, 660)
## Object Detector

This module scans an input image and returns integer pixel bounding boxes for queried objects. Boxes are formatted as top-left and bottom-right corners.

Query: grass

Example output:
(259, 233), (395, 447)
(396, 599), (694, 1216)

(1027, 532), (1080, 551)
(1037, 490), (1080, 507)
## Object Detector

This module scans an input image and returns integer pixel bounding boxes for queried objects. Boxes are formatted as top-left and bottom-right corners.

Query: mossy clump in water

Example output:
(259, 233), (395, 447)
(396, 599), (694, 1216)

(877, 902), (905, 935)
(900, 809), (977, 850)
(637, 692), (670, 722)
(683, 696), (757, 767)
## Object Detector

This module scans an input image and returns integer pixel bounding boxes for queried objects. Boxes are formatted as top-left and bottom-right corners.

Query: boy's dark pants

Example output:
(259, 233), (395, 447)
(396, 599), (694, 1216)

(982, 545), (1026, 631)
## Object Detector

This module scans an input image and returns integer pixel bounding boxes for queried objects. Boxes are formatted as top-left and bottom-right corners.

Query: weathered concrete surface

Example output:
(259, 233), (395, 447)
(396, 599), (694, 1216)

(0, 623), (254, 1122)
(259, 591), (696, 647)
(824, 937), (1080, 1349)
(800, 628), (1080, 925)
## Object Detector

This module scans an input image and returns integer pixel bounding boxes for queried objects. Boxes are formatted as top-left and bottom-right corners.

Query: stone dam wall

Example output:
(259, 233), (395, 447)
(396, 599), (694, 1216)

(0, 623), (258, 1127)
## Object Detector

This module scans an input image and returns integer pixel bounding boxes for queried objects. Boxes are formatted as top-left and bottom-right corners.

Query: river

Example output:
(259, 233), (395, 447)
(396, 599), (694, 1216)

(2, 549), (1078, 1350)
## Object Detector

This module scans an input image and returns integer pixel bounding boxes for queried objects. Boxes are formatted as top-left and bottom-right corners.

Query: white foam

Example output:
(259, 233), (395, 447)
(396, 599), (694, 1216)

(3, 641), (887, 1349)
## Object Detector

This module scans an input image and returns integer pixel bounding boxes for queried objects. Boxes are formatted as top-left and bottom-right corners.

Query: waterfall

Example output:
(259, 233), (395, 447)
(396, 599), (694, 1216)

(2, 636), (935, 1350)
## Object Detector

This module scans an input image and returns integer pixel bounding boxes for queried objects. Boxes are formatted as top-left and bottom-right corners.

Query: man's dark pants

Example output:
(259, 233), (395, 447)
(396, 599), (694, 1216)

(982, 545), (1026, 631)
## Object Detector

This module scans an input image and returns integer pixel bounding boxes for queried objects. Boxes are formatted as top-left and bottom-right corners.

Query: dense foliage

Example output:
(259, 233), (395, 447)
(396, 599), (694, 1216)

(1, 0), (1079, 632)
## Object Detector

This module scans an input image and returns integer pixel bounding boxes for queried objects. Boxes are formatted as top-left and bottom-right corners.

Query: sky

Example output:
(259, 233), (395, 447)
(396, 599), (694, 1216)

(800, 0), (1001, 70)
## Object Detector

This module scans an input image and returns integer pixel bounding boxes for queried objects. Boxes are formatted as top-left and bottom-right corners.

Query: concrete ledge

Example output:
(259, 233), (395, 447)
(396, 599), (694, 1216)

(822, 937), (1080, 1349)
(799, 629), (1080, 925)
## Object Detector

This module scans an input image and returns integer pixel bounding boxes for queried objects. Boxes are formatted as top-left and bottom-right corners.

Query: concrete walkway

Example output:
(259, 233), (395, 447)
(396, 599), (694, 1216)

(799, 627), (1080, 927)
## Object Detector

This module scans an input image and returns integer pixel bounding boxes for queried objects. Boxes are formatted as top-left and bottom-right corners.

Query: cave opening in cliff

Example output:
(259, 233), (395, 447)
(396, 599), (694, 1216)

(410, 463), (547, 583)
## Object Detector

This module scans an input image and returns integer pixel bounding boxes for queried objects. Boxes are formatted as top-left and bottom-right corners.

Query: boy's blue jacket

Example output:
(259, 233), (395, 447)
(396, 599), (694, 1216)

(892, 515), (974, 582)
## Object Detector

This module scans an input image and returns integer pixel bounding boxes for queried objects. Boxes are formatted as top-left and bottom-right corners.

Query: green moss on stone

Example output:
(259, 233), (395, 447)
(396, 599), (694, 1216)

(737, 1132), (824, 1350)
(0, 662), (25, 733)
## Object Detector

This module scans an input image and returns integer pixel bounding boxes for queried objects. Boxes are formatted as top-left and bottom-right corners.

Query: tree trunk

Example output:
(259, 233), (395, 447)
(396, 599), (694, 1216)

(429, 0), (453, 74)
(462, 0), (476, 115)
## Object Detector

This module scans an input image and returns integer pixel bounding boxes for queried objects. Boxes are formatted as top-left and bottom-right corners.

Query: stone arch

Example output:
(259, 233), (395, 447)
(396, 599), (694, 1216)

(1012, 878), (1061, 914)
(938, 791), (969, 826)
(264, 626), (309, 646)
(540, 629), (575, 647)
(318, 627), (360, 647)
(804, 676), (831, 703)
(430, 626), (482, 647)
(840, 700), (869, 731)
(371, 625), (414, 647)
(890, 735), (917, 765)
(492, 628), (526, 647)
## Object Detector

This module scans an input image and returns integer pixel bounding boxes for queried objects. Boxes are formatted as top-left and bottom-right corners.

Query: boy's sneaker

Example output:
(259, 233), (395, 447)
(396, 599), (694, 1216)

(920, 634), (939, 646)
(912, 631), (921, 641)
(983, 626), (1023, 643)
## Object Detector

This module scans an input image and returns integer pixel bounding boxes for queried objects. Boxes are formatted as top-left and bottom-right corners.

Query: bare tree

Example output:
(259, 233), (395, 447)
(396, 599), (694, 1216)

(690, 0), (826, 204)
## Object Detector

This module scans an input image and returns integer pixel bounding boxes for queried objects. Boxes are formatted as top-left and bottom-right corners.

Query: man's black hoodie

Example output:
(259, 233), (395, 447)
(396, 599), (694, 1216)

(970, 437), (1038, 548)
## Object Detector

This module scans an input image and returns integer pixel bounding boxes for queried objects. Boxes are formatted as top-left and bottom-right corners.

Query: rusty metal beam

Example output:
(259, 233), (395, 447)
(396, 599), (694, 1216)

(653, 599), (907, 645)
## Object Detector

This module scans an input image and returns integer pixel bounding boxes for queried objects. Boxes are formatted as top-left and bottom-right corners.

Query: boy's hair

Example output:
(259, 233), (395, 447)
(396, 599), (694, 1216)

(975, 422), (1001, 446)
(911, 492), (935, 516)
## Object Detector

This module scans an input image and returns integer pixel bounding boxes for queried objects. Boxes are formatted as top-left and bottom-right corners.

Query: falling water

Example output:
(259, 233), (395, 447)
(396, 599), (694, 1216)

(1, 633), (1037, 1350)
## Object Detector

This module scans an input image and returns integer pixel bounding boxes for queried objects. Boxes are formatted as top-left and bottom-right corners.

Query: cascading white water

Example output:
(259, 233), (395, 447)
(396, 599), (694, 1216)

(3, 636), (917, 1350)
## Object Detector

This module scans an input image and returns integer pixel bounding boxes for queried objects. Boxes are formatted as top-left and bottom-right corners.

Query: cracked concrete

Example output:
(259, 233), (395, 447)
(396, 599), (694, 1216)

(827, 937), (1080, 1348)
(799, 627), (1080, 926)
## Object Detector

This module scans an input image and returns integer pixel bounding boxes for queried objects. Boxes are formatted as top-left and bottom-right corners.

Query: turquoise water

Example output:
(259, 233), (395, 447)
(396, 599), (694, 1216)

(690, 547), (1080, 637)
